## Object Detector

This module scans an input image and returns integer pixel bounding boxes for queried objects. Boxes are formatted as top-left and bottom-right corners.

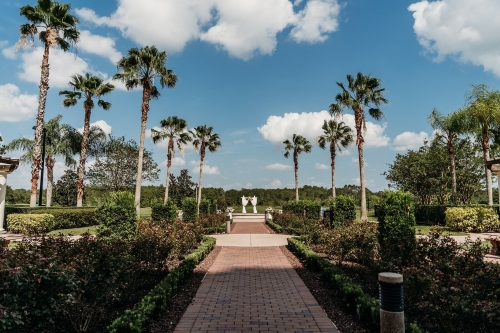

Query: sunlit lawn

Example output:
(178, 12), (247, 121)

(140, 207), (152, 218)
(47, 225), (98, 236)
(355, 209), (377, 222)
(415, 225), (468, 236)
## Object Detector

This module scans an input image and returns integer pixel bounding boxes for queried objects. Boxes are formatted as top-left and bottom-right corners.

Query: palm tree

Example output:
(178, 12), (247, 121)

(316, 120), (353, 199)
(190, 126), (221, 215)
(151, 116), (192, 204)
(5, 115), (76, 206)
(331, 72), (388, 222)
(18, 0), (79, 207)
(59, 73), (114, 207)
(113, 46), (178, 218)
(427, 108), (466, 205)
(283, 134), (312, 201)
(463, 84), (500, 206)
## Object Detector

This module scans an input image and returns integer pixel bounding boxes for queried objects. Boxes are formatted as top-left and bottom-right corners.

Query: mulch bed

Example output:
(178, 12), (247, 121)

(149, 246), (222, 333)
(280, 246), (370, 333)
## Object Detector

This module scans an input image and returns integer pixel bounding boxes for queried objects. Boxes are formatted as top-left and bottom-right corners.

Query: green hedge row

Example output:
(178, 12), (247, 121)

(181, 198), (197, 222)
(5, 206), (98, 231)
(266, 219), (283, 233)
(7, 214), (55, 234)
(282, 200), (321, 219)
(287, 237), (425, 333)
(108, 236), (216, 333)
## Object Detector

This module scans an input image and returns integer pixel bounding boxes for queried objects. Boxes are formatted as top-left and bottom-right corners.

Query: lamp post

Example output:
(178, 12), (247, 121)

(33, 126), (46, 207)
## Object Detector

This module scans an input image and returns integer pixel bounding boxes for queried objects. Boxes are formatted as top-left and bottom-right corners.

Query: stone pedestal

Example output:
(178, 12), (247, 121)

(0, 158), (20, 234)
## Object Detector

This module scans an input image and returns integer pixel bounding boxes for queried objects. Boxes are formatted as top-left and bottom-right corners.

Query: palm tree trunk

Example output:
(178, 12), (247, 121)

(294, 151), (299, 201)
(330, 142), (336, 199)
(77, 103), (92, 207)
(135, 84), (152, 218)
(358, 142), (367, 222)
(450, 152), (457, 205)
(30, 42), (51, 207)
(164, 138), (174, 204)
(197, 148), (205, 216)
(485, 150), (493, 206)
(46, 155), (55, 207)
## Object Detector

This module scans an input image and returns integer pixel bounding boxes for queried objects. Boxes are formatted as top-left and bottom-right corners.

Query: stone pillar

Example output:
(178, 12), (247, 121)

(0, 171), (8, 233)
(379, 272), (404, 333)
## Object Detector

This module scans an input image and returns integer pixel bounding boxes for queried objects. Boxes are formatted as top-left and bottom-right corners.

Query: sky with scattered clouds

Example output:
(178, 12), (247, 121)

(1, 0), (500, 192)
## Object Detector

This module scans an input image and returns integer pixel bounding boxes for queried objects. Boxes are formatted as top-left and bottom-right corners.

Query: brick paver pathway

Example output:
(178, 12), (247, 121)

(231, 222), (270, 234)
(174, 246), (338, 333)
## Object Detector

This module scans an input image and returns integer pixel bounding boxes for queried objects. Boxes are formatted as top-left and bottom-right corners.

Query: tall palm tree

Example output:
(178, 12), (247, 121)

(190, 125), (221, 215)
(113, 46), (178, 218)
(5, 115), (76, 206)
(18, 0), (79, 207)
(463, 84), (500, 206)
(316, 119), (353, 199)
(151, 116), (192, 204)
(331, 72), (388, 222)
(59, 73), (114, 207)
(427, 108), (466, 205)
(283, 134), (312, 201)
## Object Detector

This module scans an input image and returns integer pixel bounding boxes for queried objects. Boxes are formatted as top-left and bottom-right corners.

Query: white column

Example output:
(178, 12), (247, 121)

(0, 171), (7, 233)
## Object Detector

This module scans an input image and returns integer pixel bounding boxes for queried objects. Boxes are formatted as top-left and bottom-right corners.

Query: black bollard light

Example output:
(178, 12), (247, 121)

(226, 214), (231, 234)
(379, 272), (404, 333)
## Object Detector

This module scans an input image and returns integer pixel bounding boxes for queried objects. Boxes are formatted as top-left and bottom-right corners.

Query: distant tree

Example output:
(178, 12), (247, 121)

(168, 169), (196, 207)
(87, 136), (160, 191)
(59, 73), (114, 207)
(316, 119), (353, 199)
(0, 135), (5, 155)
(463, 84), (500, 206)
(190, 125), (221, 215)
(427, 108), (466, 205)
(18, 0), (79, 207)
(283, 134), (312, 201)
(114, 45), (178, 218)
(331, 72), (388, 221)
(151, 116), (192, 203)
(5, 186), (30, 204)
(53, 169), (79, 206)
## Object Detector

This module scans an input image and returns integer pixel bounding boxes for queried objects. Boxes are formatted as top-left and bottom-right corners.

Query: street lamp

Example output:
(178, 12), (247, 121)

(33, 126), (46, 207)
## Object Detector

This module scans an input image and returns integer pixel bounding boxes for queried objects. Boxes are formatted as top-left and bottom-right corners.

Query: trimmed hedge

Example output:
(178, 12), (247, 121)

(181, 198), (197, 222)
(107, 236), (216, 333)
(287, 237), (425, 333)
(445, 206), (500, 232)
(151, 199), (178, 222)
(7, 214), (55, 234)
(266, 219), (283, 233)
(329, 196), (356, 226)
(5, 206), (97, 231)
(199, 199), (211, 216)
(282, 200), (321, 220)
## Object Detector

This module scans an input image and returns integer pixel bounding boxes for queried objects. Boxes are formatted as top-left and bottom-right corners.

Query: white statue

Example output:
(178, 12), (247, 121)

(241, 196), (248, 213)
(251, 196), (258, 213)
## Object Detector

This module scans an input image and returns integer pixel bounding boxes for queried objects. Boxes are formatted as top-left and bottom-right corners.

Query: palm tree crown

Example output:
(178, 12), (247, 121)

(283, 134), (312, 201)
(59, 73), (114, 207)
(317, 119), (353, 198)
(191, 125), (221, 215)
(114, 45), (178, 218)
(331, 72), (388, 221)
(19, 0), (79, 207)
(151, 116), (192, 203)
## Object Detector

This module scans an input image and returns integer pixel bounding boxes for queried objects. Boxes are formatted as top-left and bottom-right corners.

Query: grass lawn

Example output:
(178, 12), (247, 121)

(47, 225), (98, 236)
(140, 207), (152, 218)
(414, 225), (468, 236)
(355, 209), (377, 222)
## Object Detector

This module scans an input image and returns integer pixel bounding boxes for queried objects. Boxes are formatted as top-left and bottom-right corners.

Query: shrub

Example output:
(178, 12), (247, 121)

(7, 213), (55, 234)
(414, 205), (447, 225)
(313, 222), (378, 267)
(96, 192), (136, 240)
(198, 213), (225, 234)
(282, 201), (305, 216)
(303, 200), (321, 220)
(151, 198), (178, 222)
(330, 196), (356, 226)
(377, 191), (416, 270)
(5, 206), (97, 231)
(445, 206), (500, 232)
(182, 197), (197, 222)
(199, 199), (211, 216)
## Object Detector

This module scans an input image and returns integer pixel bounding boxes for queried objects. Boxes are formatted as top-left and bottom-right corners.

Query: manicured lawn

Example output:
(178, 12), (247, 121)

(140, 207), (152, 218)
(47, 225), (98, 236)
(414, 225), (468, 236)
(355, 208), (377, 222)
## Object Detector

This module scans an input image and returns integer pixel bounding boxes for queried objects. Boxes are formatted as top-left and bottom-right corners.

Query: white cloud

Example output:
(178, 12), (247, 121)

(0, 84), (38, 122)
(161, 157), (186, 167)
(266, 163), (292, 170)
(351, 158), (368, 167)
(351, 177), (375, 186)
(258, 110), (389, 148)
(78, 30), (122, 63)
(290, 0), (341, 43)
(77, 120), (112, 136)
(18, 47), (90, 88)
(193, 164), (220, 175)
(409, 0), (500, 76)
(245, 182), (252, 188)
(392, 131), (430, 151)
(315, 163), (328, 169)
(77, 0), (341, 60)
(2, 45), (16, 59)
(270, 179), (282, 188)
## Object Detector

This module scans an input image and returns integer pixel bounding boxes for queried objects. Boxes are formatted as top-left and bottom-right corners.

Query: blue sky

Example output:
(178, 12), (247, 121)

(1, 0), (499, 192)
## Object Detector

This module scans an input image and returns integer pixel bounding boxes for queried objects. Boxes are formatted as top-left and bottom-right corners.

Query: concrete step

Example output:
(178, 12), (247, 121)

(232, 213), (265, 223)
